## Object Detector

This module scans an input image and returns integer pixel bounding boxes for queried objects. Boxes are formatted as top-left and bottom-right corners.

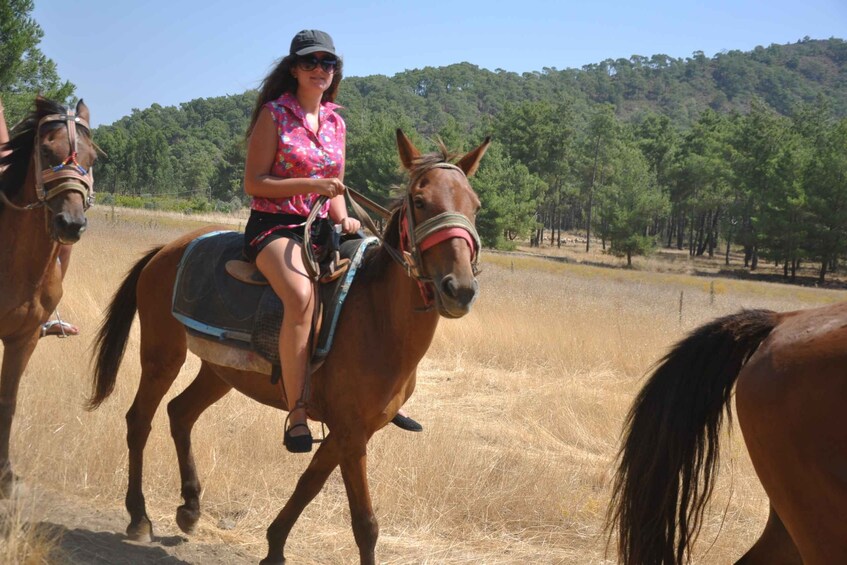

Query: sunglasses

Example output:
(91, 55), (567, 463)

(297, 55), (338, 73)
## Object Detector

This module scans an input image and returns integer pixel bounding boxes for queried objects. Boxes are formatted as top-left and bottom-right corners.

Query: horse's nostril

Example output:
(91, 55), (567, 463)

(54, 213), (87, 238)
(441, 275), (459, 299)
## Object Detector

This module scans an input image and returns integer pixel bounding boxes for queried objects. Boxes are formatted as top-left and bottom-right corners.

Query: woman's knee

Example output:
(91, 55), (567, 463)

(282, 284), (314, 320)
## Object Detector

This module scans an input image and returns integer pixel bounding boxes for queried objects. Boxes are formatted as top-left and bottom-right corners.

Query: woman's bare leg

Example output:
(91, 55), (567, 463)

(256, 237), (314, 438)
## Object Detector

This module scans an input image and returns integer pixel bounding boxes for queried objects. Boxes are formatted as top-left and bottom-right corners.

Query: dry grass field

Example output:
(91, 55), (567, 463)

(1, 206), (843, 564)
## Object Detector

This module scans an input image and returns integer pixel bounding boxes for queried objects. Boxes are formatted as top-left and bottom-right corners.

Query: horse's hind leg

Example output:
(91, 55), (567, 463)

(125, 317), (187, 541)
(734, 504), (801, 564)
(167, 361), (232, 535)
(262, 434), (342, 565)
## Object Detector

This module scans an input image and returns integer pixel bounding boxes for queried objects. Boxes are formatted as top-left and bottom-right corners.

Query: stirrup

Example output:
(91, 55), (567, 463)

(40, 319), (79, 338)
(283, 423), (313, 453)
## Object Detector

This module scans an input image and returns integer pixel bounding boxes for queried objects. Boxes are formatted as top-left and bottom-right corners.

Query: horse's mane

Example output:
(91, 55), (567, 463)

(360, 144), (457, 279)
(0, 97), (72, 208)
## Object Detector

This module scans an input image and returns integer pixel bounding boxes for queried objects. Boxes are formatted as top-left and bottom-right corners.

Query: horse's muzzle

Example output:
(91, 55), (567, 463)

(434, 274), (478, 318)
(53, 212), (87, 244)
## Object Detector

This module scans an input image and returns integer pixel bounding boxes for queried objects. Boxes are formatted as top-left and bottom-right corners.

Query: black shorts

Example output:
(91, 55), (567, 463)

(243, 210), (307, 262)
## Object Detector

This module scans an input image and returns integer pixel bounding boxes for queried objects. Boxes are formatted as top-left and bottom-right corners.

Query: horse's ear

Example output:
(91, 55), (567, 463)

(456, 136), (491, 177)
(76, 99), (90, 124)
(396, 129), (420, 170)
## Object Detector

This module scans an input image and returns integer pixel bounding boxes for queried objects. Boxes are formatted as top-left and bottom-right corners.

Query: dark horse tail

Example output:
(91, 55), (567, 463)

(87, 246), (163, 410)
(607, 309), (780, 565)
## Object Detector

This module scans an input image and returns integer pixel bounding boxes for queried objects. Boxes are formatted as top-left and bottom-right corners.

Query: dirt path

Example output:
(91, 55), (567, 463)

(2, 485), (259, 564)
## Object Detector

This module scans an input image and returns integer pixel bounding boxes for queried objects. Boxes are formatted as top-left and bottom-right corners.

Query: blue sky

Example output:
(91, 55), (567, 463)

(33, 0), (846, 127)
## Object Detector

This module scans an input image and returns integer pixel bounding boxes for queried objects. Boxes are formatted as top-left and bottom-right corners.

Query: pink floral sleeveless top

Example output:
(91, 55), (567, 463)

(250, 92), (346, 218)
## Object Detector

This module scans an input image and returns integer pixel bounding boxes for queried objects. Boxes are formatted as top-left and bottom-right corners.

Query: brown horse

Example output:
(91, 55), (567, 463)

(88, 130), (489, 564)
(0, 97), (95, 495)
(608, 303), (847, 564)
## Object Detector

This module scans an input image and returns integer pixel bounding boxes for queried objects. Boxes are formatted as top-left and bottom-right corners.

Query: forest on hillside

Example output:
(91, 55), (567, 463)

(2, 0), (846, 283)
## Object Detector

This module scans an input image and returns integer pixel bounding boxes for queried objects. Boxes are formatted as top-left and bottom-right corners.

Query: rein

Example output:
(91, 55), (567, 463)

(1, 108), (95, 212)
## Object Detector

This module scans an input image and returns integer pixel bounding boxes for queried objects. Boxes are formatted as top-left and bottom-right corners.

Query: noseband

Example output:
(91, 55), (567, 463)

(398, 162), (481, 280)
(31, 108), (95, 210)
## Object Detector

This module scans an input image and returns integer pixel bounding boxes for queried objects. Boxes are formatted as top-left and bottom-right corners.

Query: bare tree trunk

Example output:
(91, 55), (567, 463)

(725, 229), (732, 266)
(688, 209), (697, 256)
(586, 135), (601, 253)
(707, 208), (720, 257)
(666, 211), (675, 247)
(695, 211), (708, 256)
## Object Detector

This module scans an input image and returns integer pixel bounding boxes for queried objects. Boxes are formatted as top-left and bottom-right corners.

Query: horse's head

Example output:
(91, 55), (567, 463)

(32, 98), (96, 244)
(396, 130), (490, 318)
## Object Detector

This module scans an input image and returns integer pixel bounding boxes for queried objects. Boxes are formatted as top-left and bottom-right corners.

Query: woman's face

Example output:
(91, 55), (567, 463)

(292, 52), (337, 96)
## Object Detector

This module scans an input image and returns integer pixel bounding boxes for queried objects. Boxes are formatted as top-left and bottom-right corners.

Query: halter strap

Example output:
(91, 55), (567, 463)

(31, 109), (95, 210)
(401, 163), (481, 282)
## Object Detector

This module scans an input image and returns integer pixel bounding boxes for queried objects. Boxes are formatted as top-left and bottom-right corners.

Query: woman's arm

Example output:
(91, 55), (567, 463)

(243, 107), (343, 199)
(327, 140), (360, 233)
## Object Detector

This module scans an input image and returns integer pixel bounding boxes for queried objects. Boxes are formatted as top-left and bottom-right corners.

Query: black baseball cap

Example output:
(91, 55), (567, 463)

(290, 29), (337, 57)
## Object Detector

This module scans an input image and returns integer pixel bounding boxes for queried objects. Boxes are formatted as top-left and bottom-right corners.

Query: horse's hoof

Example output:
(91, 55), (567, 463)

(126, 518), (154, 542)
(176, 504), (200, 535)
(259, 557), (286, 565)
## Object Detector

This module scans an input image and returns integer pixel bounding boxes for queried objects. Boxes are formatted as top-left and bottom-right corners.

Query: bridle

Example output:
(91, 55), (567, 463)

(22, 108), (95, 211)
(303, 161), (481, 307)
(396, 162), (480, 275)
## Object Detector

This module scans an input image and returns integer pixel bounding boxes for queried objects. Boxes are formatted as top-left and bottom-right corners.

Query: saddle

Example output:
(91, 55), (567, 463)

(172, 230), (377, 375)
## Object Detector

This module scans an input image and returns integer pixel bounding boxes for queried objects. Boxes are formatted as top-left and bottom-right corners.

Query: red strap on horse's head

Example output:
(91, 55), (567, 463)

(418, 227), (477, 261)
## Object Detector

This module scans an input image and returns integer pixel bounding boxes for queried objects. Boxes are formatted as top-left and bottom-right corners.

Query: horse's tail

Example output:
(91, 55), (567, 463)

(87, 246), (163, 410)
(607, 308), (780, 565)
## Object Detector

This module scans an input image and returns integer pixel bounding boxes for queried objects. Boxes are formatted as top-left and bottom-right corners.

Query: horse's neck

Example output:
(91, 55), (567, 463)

(369, 252), (441, 364)
(0, 171), (60, 292)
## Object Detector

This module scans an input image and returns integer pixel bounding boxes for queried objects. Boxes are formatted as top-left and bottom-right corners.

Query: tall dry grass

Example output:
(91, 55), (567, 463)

(3, 206), (841, 563)
(0, 496), (62, 564)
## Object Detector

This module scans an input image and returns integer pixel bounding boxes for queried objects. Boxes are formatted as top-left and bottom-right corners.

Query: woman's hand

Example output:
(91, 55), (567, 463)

(340, 217), (361, 234)
(315, 178), (345, 198)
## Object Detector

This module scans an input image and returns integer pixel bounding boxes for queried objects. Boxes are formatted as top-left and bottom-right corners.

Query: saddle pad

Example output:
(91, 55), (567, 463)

(172, 230), (378, 367)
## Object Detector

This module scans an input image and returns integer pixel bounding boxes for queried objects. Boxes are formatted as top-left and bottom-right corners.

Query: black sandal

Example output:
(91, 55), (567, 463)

(391, 413), (423, 432)
(284, 423), (313, 453)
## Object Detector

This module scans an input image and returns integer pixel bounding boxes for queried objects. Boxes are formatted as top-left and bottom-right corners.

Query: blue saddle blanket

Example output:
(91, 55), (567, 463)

(171, 230), (377, 366)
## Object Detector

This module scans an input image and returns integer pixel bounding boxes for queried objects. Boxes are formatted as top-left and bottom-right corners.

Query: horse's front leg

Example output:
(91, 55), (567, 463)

(0, 335), (38, 497)
(262, 433), (342, 565)
(340, 440), (378, 565)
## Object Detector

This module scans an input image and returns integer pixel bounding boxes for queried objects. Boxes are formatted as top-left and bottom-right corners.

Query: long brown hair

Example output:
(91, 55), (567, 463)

(246, 54), (344, 138)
